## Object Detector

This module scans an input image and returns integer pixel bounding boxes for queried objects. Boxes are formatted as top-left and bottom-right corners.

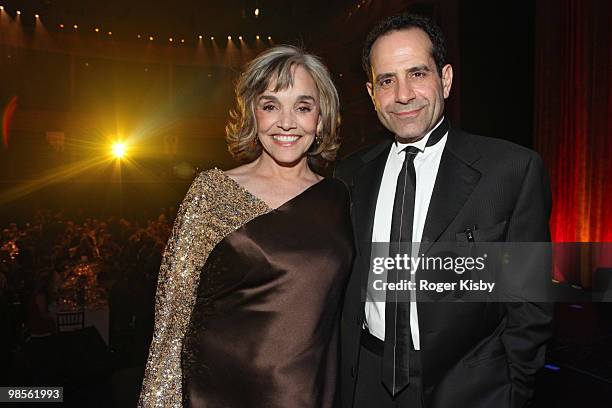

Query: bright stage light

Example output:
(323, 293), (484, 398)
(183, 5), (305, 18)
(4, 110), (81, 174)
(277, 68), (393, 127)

(112, 142), (127, 158)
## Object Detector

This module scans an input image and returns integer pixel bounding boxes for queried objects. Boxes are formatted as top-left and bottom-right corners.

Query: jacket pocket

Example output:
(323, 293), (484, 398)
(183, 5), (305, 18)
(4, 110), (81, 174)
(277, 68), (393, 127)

(455, 220), (508, 243)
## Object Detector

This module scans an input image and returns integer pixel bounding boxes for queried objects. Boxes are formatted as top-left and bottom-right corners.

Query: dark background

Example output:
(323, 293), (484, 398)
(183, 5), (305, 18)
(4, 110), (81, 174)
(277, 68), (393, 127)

(0, 0), (538, 225)
(1, 0), (610, 406)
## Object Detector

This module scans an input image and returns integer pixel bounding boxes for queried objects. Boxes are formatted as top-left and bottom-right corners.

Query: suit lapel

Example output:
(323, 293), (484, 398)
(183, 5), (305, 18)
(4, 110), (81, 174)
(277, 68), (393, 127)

(351, 141), (392, 291)
(352, 141), (392, 248)
(420, 130), (482, 255)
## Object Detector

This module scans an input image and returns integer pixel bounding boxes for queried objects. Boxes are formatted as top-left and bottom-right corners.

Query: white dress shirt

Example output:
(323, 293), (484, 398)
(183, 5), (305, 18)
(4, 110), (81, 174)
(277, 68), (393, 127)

(365, 119), (448, 350)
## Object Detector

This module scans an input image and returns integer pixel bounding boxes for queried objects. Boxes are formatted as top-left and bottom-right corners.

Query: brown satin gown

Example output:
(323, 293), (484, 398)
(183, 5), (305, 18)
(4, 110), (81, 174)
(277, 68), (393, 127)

(181, 177), (354, 407)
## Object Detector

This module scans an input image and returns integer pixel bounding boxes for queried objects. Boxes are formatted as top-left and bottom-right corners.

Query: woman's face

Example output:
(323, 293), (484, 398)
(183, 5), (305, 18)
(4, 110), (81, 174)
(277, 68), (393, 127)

(254, 65), (321, 167)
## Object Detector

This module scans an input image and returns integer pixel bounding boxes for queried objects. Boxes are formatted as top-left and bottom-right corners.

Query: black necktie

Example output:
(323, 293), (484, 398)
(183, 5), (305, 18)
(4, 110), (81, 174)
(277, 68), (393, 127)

(381, 118), (449, 396)
(382, 145), (419, 396)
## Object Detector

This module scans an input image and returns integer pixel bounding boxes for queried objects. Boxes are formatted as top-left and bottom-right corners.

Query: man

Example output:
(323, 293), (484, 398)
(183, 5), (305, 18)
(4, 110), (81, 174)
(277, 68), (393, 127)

(335, 13), (552, 408)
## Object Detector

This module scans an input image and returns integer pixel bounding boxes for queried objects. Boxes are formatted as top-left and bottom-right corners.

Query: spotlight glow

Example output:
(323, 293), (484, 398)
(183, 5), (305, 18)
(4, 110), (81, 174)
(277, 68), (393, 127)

(112, 142), (127, 158)
(16, 10), (20, 15)
(254, 8), (259, 16)
(35, 14), (39, 19)
(227, 35), (232, 40)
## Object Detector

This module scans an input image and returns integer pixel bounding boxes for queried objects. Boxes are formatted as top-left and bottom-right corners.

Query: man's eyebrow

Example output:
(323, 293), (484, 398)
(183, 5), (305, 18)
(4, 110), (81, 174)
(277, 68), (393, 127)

(406, 65), (432, 73)
(374, 65), (433, 83)
(374, 72), (396, 83)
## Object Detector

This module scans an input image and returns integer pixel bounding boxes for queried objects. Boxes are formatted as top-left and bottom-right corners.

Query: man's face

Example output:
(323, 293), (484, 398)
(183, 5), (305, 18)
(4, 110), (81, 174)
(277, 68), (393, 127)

(366, 28), (453, 142)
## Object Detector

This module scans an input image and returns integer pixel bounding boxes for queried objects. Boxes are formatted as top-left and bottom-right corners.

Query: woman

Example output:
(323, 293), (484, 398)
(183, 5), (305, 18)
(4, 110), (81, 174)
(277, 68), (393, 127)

(27, 269), (58, 337)
(139, 46), (353, 407)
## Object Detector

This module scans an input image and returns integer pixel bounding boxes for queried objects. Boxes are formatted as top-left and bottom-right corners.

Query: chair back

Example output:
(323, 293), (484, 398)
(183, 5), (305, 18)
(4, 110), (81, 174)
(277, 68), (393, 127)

(56, 310), (85, 332)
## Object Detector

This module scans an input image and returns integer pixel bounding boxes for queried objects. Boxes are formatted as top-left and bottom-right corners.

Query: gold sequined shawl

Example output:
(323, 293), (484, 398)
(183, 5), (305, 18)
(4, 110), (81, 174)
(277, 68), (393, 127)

(138, 169), (270, 407)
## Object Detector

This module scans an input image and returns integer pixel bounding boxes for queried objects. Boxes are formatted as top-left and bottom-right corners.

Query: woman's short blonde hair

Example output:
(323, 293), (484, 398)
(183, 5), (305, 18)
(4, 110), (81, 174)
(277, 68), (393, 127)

(226, 45), (341, 168)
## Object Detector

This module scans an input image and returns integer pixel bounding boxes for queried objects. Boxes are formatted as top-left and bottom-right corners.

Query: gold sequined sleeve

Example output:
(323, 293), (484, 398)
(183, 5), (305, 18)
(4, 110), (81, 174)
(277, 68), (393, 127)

(138, 169), (269, 407)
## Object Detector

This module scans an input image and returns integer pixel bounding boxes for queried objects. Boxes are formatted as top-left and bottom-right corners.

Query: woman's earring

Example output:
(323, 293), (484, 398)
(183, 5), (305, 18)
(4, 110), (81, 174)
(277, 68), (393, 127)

(315, 134), (322, 145)
(253, 135), (259, 147)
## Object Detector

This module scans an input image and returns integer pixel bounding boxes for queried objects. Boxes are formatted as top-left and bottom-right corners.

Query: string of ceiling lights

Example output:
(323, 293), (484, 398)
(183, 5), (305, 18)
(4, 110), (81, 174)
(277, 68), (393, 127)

(0, 5), (273, 46)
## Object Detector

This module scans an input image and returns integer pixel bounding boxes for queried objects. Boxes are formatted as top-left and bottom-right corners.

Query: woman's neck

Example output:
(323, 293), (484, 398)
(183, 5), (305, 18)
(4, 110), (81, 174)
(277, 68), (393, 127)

(249, 153), (318, 182)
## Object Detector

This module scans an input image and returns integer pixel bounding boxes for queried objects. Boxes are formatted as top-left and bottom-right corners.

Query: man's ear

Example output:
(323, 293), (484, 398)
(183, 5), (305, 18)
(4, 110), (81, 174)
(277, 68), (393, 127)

(441, 64), (453, 99)
(366, 82), (376, 109)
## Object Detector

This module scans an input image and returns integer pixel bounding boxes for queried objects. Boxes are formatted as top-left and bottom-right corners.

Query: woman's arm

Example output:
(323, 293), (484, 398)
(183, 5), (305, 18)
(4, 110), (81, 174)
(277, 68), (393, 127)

(138, 172), (214, 408)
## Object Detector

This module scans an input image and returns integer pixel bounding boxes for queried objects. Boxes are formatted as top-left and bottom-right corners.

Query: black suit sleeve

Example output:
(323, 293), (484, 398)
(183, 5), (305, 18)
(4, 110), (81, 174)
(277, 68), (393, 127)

(502, 152), (553, 407)
(334, 156), (359, 190)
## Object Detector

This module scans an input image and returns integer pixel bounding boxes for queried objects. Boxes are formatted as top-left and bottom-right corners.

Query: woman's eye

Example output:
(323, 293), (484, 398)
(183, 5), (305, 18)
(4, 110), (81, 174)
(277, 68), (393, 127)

(262, 104), (275, 111)
(297, 106), (312, 113)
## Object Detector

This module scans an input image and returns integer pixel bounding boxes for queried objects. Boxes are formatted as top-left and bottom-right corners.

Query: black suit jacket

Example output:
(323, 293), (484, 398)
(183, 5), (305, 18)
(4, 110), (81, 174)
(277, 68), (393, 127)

(335, 128), (553, 408)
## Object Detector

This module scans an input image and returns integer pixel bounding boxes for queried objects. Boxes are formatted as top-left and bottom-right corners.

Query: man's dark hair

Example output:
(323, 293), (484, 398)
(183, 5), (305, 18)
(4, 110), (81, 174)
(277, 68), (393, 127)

(362, 13), (447, 81)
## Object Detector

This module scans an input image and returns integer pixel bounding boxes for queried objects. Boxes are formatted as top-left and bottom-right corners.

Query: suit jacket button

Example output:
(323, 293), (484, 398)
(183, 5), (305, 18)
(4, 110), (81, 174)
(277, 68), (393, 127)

(351, 366), (356, 377)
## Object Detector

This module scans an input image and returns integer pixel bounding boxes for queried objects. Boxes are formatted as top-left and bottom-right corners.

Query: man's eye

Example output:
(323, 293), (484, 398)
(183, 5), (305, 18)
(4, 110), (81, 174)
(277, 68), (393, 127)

(413, 71), (426, 78)
(379, 78), (394, 87)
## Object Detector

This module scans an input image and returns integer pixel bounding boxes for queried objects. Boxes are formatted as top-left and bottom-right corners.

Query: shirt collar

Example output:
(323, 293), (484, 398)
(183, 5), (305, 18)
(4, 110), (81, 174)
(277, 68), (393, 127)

(393, 116), (445, 155)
